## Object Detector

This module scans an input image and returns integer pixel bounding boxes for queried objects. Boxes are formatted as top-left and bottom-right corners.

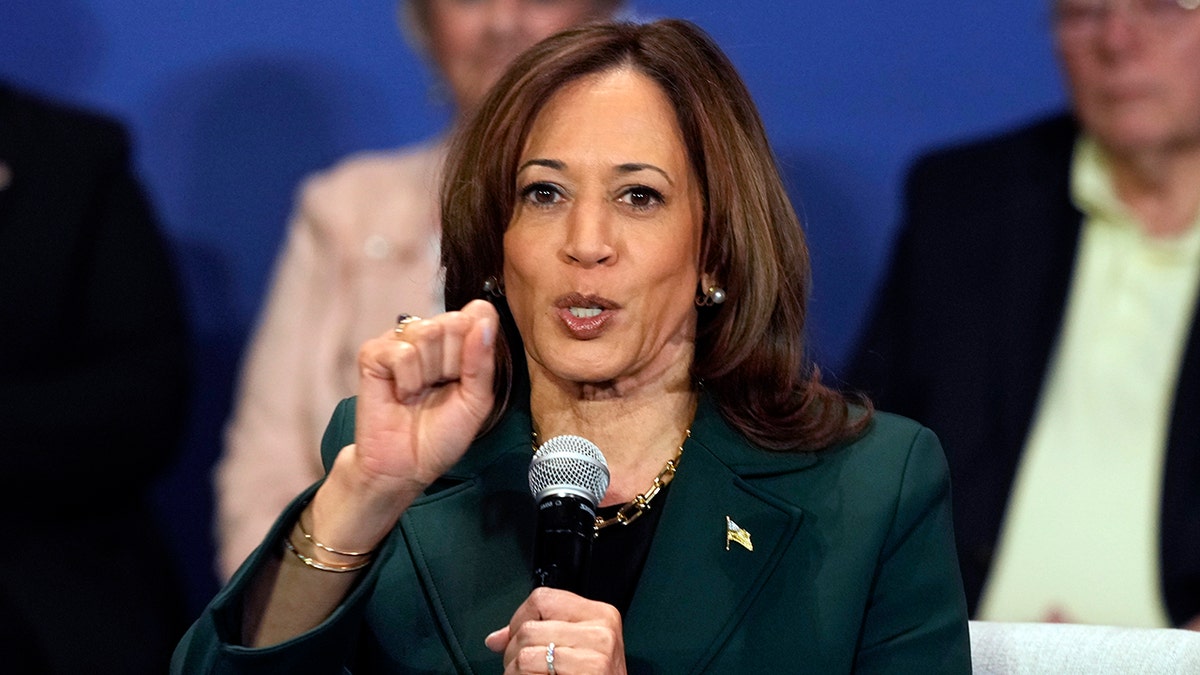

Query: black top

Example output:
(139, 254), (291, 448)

(588, 484), (670, 615)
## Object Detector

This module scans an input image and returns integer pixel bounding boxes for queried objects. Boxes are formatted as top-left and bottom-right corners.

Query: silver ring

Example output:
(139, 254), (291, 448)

(394, 314), (422, 335)
(546, 642), (556, 675)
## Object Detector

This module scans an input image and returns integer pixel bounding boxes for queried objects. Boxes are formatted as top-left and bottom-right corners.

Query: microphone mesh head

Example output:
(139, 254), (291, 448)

(529, 435), (610, 505)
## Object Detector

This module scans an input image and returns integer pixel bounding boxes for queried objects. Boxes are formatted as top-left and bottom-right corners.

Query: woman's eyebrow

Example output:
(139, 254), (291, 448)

(517, 158), (565, 173)
(616, 162), (673, 186)
(516, 159), (674, 186)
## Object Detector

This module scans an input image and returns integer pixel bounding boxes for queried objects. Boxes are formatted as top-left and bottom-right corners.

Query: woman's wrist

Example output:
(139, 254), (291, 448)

(306, 443), (427, 554)
(279, 509), (377, 573)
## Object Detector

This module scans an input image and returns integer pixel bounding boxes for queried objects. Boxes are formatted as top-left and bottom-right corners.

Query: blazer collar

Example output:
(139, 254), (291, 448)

(397, 409), (535, 673)
(399, 397), (826, 672)
(623, 406), (816, 671)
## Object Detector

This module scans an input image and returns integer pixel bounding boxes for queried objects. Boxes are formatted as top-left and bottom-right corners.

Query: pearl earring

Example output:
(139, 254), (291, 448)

(695, 284), (726, 307)
(483, 276), (505, 297)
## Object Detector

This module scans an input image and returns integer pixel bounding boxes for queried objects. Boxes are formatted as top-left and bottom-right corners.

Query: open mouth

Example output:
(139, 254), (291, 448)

(555, 293), (618, 339)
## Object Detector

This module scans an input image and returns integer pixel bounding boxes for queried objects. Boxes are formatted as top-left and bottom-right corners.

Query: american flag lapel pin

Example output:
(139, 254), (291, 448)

(725, 515), (753, 551)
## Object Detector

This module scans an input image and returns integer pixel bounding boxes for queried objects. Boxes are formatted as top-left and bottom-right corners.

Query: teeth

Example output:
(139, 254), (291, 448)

(569, 307), (603, 318)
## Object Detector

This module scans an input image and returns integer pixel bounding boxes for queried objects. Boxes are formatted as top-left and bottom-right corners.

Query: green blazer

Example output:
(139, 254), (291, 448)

(174, 397), (970, 673)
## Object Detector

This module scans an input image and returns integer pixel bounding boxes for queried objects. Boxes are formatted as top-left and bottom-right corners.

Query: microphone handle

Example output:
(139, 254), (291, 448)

(531, 493), (597, 594)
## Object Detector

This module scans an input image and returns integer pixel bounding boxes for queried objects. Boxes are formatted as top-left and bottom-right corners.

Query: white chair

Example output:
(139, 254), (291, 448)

(970, 620), (1200, 674)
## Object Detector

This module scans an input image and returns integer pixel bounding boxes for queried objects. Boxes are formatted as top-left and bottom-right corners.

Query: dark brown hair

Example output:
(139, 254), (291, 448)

(441, 19), (870, 451)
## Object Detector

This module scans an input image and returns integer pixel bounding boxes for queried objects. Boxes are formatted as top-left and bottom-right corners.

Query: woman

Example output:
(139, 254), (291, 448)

(215, 0), (624, 579)
(177, 20), (970, 672)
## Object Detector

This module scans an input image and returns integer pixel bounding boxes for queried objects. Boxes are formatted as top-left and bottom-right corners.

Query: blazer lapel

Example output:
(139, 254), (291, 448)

(398, 416), (535, 673)
(624, 407), (819, 673)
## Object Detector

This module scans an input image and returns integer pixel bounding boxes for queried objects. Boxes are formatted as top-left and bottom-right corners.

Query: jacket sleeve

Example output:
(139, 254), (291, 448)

(170, 485), (397, 674)
(174, 400), (380, 674)
(853, 426), (971, 674)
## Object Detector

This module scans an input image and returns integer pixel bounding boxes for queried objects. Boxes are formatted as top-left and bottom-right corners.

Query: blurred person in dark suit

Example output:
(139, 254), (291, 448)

(851, 0), (1200, 628)
(0, 81), (191, 672)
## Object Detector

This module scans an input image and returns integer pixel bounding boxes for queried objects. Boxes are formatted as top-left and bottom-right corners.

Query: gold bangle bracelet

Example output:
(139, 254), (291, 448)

(283, 535), (373, 573)
(297, 515), (373, 558)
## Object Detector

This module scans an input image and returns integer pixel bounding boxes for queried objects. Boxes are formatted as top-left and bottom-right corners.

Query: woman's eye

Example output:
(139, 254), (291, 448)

(520, 183), (563, 206)
(619, 187), (664, 209)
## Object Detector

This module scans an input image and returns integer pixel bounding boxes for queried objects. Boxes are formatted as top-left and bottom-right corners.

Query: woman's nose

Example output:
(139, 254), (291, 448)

(560, 201), (616, 267)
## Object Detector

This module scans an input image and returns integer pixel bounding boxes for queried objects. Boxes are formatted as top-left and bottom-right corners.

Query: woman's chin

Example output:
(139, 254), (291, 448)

(533, 356), (625, 391)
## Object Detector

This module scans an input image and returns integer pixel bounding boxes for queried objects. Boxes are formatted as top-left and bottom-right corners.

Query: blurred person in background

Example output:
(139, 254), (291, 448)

(851, 0), (1200, 628)
(215, 0), (624, 580)
(0, 81), (190, 673)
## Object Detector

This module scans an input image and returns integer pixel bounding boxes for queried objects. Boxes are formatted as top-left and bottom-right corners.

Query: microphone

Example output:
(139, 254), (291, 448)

(528, 434), (610, 593)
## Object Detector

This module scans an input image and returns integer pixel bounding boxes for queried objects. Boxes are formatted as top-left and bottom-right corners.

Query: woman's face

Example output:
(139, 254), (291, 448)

(424, 0), (610, 112)
(503, 68), (706, 392)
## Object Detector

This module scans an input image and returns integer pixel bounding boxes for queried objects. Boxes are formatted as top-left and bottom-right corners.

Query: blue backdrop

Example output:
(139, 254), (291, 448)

(1, 1), (1066, 616)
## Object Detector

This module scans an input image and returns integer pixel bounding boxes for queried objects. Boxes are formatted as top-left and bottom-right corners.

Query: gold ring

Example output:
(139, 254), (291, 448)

(394, 314), (422, 335)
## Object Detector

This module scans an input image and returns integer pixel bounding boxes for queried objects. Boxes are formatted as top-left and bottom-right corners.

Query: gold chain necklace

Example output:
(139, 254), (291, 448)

(531, 428), (689, 532)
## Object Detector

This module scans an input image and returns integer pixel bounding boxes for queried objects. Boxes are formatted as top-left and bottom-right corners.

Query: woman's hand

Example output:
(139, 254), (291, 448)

(353, 299), (499, 491)
(312, 299), (499, 551)
(486, 587), (627, 675)
(240, 301), (498, 648)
